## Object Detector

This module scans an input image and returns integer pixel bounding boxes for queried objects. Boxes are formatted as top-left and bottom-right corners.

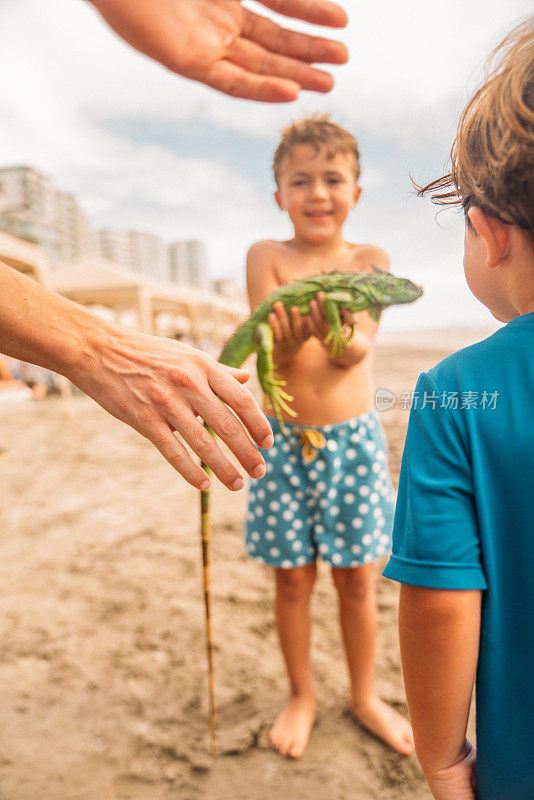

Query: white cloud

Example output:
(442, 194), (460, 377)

(0, 0), (531, 329)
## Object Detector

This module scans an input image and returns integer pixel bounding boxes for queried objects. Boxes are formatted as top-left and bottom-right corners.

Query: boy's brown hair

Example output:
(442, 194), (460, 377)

(418, 18), (534, 241)
(273, 114), (360, 186)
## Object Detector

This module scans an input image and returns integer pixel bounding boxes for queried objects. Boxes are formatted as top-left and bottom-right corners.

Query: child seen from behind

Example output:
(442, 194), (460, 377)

(383, 19), (534, 800)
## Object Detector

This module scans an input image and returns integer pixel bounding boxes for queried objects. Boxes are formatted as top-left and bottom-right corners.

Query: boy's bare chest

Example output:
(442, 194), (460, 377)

(272, 248), (369, 286)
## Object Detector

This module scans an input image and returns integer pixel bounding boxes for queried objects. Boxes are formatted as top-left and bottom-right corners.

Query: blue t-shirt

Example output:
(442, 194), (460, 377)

(383, 313), (534, 800)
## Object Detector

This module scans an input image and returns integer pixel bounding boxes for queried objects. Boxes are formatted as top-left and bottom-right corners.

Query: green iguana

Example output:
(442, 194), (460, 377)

(199, 268), (422, 754)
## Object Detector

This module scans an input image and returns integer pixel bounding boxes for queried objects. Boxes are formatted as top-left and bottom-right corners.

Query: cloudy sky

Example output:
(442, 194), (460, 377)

(1, 0), (531, 330)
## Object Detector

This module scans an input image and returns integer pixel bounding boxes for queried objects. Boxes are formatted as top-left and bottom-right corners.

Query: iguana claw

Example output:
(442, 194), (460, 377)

(322, 293), (355, 358)
(324, 327), (350, 359)
(260, 372), (297, 429)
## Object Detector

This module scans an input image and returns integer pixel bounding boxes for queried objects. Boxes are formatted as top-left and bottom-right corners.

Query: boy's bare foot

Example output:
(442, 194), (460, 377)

(349, 695), (415, 756)
(270, 694), (317, 759)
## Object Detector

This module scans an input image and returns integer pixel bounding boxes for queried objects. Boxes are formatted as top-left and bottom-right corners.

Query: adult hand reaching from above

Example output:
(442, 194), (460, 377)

(0, 263), (273, 491)
(88, 0), (349, 101)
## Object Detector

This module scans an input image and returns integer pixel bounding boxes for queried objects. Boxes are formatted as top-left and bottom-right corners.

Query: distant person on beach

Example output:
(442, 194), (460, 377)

(0, 0), (348, 491)
(245, 116), (415, 758)
(383, 19), (534, 800)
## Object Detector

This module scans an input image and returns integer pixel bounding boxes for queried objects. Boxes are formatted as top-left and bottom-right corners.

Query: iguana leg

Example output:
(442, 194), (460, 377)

(368, 304), (383, 322)
(254, 322), (296, 428)
(322, 292), (356, 358)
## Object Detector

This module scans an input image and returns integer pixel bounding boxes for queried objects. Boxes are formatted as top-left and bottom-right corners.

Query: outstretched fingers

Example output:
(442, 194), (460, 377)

(242, 10), (348, 65)
(204, 59), (300, 102)
(208, 363), (274, 451)
(137, 364), (272, 491)
(227, 37), (334, 93)
(147, 422), (213, 490)
(168, 409), (254, 491)
(255, 0), (348, 28)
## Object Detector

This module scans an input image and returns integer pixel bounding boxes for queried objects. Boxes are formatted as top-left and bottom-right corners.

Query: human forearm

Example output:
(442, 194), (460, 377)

(399, 586), (480, 779)
(0, 263), (273, 490)
(0, 262), (101, 376)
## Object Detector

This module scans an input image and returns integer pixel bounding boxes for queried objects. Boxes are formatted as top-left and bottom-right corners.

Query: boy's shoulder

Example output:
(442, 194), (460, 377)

(246, 239), (292, 272)
(247, 238), (283, 259)
(245, 240), (292, 304)
(345, 242), (389, 272)
(426, 327), (509, 391)
(247, 239), (389, 272)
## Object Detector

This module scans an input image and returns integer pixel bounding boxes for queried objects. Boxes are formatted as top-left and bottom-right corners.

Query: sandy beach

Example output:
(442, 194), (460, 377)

(0, 329), (491, 800)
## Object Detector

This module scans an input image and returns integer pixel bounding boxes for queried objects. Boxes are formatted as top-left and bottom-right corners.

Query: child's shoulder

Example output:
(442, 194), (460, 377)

(247, 239), (292, 260)
(427, 327), (509, 391)
(246, 240), (294, 304)
(345, 242), (390, 272)
(246, 239), (290, 275)
(246, 239), (302, 295)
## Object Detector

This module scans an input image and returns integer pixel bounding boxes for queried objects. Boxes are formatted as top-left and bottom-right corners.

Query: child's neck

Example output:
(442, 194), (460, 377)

(290, 231), (348, 257)
(494, 249), (534, 321)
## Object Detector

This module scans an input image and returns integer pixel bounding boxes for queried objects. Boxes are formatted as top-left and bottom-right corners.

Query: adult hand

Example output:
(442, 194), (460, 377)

(0, 263), (273, 492)
(88, 0), (348, 101)
(71, 326), (274, 491)
(426, 741), (478, 800)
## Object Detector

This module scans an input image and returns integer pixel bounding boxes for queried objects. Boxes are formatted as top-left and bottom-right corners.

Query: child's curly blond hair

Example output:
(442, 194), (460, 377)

(273, 114), (360, 186)
(419, 18), (534, 241)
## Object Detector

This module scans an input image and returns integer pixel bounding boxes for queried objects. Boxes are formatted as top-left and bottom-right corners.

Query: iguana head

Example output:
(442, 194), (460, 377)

(354, 271), (423, 320)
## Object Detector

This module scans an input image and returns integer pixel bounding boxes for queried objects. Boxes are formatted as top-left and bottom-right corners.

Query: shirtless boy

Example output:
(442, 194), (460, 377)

(245, 116), (414, 759)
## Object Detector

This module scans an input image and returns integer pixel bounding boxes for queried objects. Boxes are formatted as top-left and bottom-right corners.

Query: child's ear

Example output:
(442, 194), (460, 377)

(274, 190), (284, 211)
(468, 207), (511, 268)
(352, 185), (362, 207)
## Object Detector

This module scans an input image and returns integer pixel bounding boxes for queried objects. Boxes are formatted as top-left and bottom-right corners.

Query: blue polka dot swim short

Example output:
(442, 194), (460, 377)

(245, 411), (396, 569)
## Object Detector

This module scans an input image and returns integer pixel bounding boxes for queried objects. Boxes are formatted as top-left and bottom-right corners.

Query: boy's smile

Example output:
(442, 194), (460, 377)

(275, 144), (361, 245)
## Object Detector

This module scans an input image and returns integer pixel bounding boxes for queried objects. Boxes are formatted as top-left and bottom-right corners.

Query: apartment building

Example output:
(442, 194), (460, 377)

(0, 165), (210, 287)
(0, 165), (97, 264)
(169, 239), (208, 288)
(98, 229), (132, 269)
(212, 277), (246, 304)
(128, 231), (170, 282)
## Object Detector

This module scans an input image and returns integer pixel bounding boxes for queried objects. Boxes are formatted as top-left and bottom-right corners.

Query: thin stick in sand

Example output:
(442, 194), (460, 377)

(200, 464), (216, 758)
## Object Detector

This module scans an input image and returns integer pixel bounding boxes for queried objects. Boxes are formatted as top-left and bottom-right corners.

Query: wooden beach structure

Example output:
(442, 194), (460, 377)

(0, 230), (48, 281)
(0, 232), (247, 349)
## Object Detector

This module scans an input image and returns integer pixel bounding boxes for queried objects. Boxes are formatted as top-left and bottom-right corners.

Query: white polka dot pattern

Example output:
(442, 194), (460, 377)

(245, 411), (395, 568)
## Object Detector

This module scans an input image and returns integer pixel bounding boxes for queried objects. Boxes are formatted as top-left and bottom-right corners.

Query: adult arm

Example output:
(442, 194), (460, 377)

(88, 0), (348, 102)
(399, 586), (480, 800)
(0, 262), (273, 490)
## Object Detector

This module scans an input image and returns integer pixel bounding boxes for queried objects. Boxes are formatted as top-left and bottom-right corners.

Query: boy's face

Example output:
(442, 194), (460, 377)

(275, 144), (361, 243)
